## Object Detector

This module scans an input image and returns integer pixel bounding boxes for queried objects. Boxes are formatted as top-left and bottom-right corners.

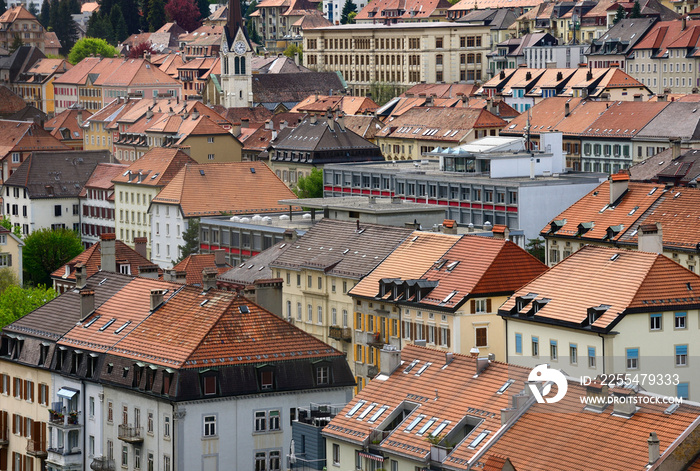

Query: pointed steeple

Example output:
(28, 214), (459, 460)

(227, 0), (246, 39)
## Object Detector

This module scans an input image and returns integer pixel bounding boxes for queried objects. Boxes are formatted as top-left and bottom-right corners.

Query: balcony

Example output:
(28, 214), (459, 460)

(49, 406), (81, 428)
(90, 456), (116, 471)
(118, 424), (144, 443)
(367, 331), (385, 348)
(328, 325), (351, 341)
(0, 426), (7, 446)
(26, 439), (48, 458)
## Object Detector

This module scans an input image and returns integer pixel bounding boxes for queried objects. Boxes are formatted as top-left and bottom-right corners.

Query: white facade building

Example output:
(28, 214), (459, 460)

(524, 44), (588, 69)
(149, 203), (186, 268)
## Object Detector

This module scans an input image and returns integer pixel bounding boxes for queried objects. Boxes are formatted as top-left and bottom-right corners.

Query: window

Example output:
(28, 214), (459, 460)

(255, 411), (266, 432)
(626, 348), (639, 369)
(677, 383), (690, 400)
(122, 445), (128, 467)
(147, 411), (154, 434)
(675, 345), (688, 367)
(134, 448), (141, 469)
(203, 375), (217, 395)
(260, 370), (273, 390)
(515, 333), (522, 354)
(550, 340), (558, 360)
(107, 401), (113, 423)
(650, 313), (662, 331)
(255, 452), (266, 471)
(532, 337), (539, 357)
(11, 153), (20, 163)
(317, 366), (329, 385)
(307, 304), (313, 322)
(296, 303), (302, 321)
(475, 327), (487, 347)
(333, 443), (340, 465)
(203, 415), (216, 437)
(164, 416), (171, 438)
(570, 344), (577, 364)
(675, 312), (687, 329)
(54, 204), (62, 216)
(317, 306), (323, 323)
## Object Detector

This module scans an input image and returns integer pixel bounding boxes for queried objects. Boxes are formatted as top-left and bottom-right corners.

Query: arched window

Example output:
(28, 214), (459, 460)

(234, 57), (240, 75)
(240, 57), (246, 75)
(223, 57), (229, 75)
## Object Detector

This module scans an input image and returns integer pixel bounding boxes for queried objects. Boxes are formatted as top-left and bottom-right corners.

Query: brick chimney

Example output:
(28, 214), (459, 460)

(134, 237), (148, 258)
(75, 262), (87, 289)
(214, 249), (226, 266)
(232, 122), (242, 137)
(150, 288), (166, 311)
(638, 222), (662, 254)
(80, 289), (95, 320)
(584, 382), (609, 413)
(441, 219), (457, 234)
(609, 173), (629, 206)
(100, 233), (117, 272)
(611, 388), (636, 418)
(379, 345), (401, 375)
(648, 432), (660, 465)
(202, 267), (218, 290)
(491, 224), (510, 240)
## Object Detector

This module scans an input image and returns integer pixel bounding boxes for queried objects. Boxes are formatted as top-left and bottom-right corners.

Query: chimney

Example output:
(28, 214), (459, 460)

(280, 120), (288, 130)
(445, 351), (454, 366)
(565, 102), (570, 117)
(526, 71), (532, 80)
(100, 233), (117, 273)
(682, 16), (687, 30)
(163, 268), (175, 282)
(150, 288), (166, 311)
(609, 173), (629, 205)
(476, 356), (489, 375)
(138, 264), (160, 279)
(441, 219), (457, 234)
(134, 237), (147, 258)
(648, 432), (660, 464)
(337, 113), (346, 131)
(638, 222), (662, 254)
(283, 229), (298, 242)
(232, 122), (242, 137)
(77, 109), (83, 126)
(75, 262), (87, 289)
(265, 120), (272, 130)
(192, 109), (200, 120)
(326, 110), (334, 130)
(671, 138), (682, 160)
(294, 52), (300, 66)
(214, 249), (226, 266)
(586, 70), (593, 81)
(241, 118), (249, 129)
(658, 93), (667, 102)
(612, 388), (636, 417)
(556, 71), (563, 81)
(491, 224), (510, 240)
(584, 382), (609, 412)
(379, 345), (401, 375)
(146, 108), (153, 119)
(310, 114), (317, 124)
(80, 289), (95, 320)
(202, 267), (218, 290)
(425, 95), (434, 106)
(175, 270), (187, 283)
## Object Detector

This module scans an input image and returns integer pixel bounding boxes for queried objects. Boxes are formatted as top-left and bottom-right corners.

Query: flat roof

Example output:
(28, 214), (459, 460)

(278, 196), (447, 213)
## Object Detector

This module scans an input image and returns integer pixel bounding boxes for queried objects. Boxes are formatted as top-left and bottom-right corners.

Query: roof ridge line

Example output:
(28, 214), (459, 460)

(182, 294), (242, 365)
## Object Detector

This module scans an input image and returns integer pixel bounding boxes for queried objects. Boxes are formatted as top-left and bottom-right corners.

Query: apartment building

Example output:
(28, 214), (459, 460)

(112, 148), (195, 251)
(500, 244), (700, 400)
(0, 6), (45, 52)
(302, 22), (491, 97)
(0, 120), (68, 185)
(348, 231), (546, 391)
(12, 58), (71, 116)
(78, 163), (129, 247)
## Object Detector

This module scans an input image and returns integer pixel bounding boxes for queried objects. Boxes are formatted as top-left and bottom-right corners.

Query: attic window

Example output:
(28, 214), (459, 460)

(628, 206), (639, 216)
(346, 400), (366, 417)
(446, 261), (459, 271)
(84, 315), (101, 328)
(648, 187), (657, 195)
(150, 173), (159, 179)
(497, 379), (515, 394)
(250, 167), (256, 173)
(114, 321), (131, 334)
(358, 403), (377, 420)
(468, 431), (490, 448)
(441, 291), (458, 304)
(403, 359), (419, 373)
(417, 417), (437, 435)
(431, 420), (449, 437)
(239, 305), (250, 314)
(405, 414), (425, 432)
(99, 318), (116, 331)
(434, 259), (446, 270)
(414, 362), (432, 376)
(368, 405), (389, 423)
(687, 282), (693, 291)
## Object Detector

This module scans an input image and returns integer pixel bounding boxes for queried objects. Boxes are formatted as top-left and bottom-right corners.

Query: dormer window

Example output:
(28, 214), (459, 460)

(549, 219), (565, 234)
(605, 225), (623, 240)
(258, 365), (275, 391)
(202, 374), (217, 396)
(577, 221), (594, 236)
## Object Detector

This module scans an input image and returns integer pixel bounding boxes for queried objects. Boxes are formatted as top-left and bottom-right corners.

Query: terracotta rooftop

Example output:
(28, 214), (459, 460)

(0, 5), (37, 23)
(78, 162), (129, 196)
(499, 245), (700, 331)
(351, 232), (546, 309)
(25, 58), (70, 76)
(0, 120), (68, 159)
(271, 219), (413, 279)
(94, 58), (181, 88)
(324, 344), (532, 464)
(402, 83), (478, 98)
(356, 0), (452, 21)
(501, 97), (609, 137)
(44, 108), (92, 142)
(0, 86), (30, 116)
(112, 148), (196, 187)
(172, 253), (231, 285)
(150, 162), (298, 217)
(291, 95), (379, 115)
(50, 238), (161, 283)
(634, 19), (700, 57)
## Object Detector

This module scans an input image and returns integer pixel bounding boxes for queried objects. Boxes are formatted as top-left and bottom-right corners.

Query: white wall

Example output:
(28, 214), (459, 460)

(150, 203), (186, 268)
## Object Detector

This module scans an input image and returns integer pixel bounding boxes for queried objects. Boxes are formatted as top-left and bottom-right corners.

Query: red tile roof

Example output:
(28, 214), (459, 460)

(79, 162), (129, 196)
(579, 101), (668, 138)
(50, 239), (160, 282)
(500, 245), (700, 330)
(44, 109), (92, 142)
(633, 19), (700, 56)
(112, 148), (196, 187)
(172, 253), (231, 285)
(151, 162), (297, 217)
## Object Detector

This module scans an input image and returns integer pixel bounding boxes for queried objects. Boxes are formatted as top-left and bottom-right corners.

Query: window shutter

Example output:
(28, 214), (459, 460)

(23, 380), (28, 400)
(12, 414), (16, 434)
(471, 300), (476, 313)
(486, 299), (492, 312)
(410, 322), (416, 341)
(400, 321), (405, 338)
(446, 328), (451, 348)
(0, 445), (7, 469)
(7, 254), (10, 267)
(423, 323), (428, 340)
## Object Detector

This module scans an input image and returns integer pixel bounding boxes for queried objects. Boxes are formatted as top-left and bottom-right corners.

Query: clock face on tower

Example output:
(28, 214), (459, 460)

(234, 41), (247, 55)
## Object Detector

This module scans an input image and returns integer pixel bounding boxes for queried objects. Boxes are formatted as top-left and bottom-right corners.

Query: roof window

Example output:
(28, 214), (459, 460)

(358, 403), (377, 420)
(114, 321), (131, 334)
(346, 400), (366, 417)
(99, 318), (116, 331)
(84, 315), (101, 328)
(468, 431), (489, 448)
(497, 379), (515, 394)
(417, 417), (437, 435)
(405, 415), (424, 432)
(403, 359), (419, 374)
(415, 362), (432, 376)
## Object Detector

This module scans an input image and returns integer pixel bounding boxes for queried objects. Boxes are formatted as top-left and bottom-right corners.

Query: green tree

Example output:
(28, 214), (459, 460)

(110, 4), (128, 43)
(48, 0), (59, 31)
(369, 81), (402, 105)
(630, 0), (641, 18)
(69, 0), (80, 14)
(525, 238), (545, 263)
(197, 0), (210, 22)
(340, 0), (356, 24)
(177, 218), (199, 263)
(245, 0), (257, 17)
(86, 14), (115, 43)
(348, 11), (356, 22)
(0, 217), (21, 239)
(0, 0), (6, 16)
(39, 0), (51, 27)
(23, 228), (83, 287)
(68, 37), (118, 63)
(141, 0), (151, 31)
(148, 0), (166, 32)
(121, 0), (141, 34)
(293, 167), (323, 199)
(28, 2), (39, 16)
(54, 0), (78, 54)
(613, 5), (626, 24)
(9, 34), (24, 53)
(0, 268), (19, 294)
(283, 43), (302, 62)
(0, 285), (58, 329)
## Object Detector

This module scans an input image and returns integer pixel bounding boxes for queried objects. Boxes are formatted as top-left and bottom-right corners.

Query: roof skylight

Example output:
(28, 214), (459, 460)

(346, 400), (366, 417)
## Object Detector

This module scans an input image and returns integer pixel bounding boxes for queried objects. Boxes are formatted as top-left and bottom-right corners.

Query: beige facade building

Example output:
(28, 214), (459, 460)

(302, 22), (491, 96)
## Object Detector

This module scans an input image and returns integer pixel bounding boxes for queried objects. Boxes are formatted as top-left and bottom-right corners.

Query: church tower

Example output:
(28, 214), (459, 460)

(220, 0), (253, 107)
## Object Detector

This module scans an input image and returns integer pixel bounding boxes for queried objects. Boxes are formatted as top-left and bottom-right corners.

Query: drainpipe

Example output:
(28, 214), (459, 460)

(504, 318), (508, 363)
(598, 332), (605, 374)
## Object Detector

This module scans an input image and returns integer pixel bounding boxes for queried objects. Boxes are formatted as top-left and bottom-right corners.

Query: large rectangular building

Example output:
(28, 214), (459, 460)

(302, 22), (491, 97)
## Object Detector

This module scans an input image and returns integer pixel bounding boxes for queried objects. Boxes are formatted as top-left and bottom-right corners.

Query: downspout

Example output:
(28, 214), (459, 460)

(598, 332), (605, 374)
(504, 318), (508, 364)
(82, 379), (87, 469)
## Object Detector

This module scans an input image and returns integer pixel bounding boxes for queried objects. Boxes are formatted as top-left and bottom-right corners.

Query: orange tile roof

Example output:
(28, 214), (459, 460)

(95, 58), (181, 87)
(26, 58), (70, 76)
(578, 100), (667, 138)
(53, 57), (116, 86)
(484, 379), (700, 470)
(172, 253), (231, 285)
(151, 162), (298, 217)
(541, 180), (664, 241)
(377, 107), (506, 141)
(352, 233), (546, 310)
(356, 0), (452, 21)
(324, 344), (532, 463)
(291, 95), (379, 115)
(499, 245), (700, 330)
(50, 239), (159, 282)
(44, 109), (92, 142)
(99, 286), (343, 368)
(112, 148), (196, 187)
(0, 5), (37, 23)
(78, 162), (129, 196)
(634, 19), (700, 57)
(0, 120), (68, 159)
(402, 83), (478, 98)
